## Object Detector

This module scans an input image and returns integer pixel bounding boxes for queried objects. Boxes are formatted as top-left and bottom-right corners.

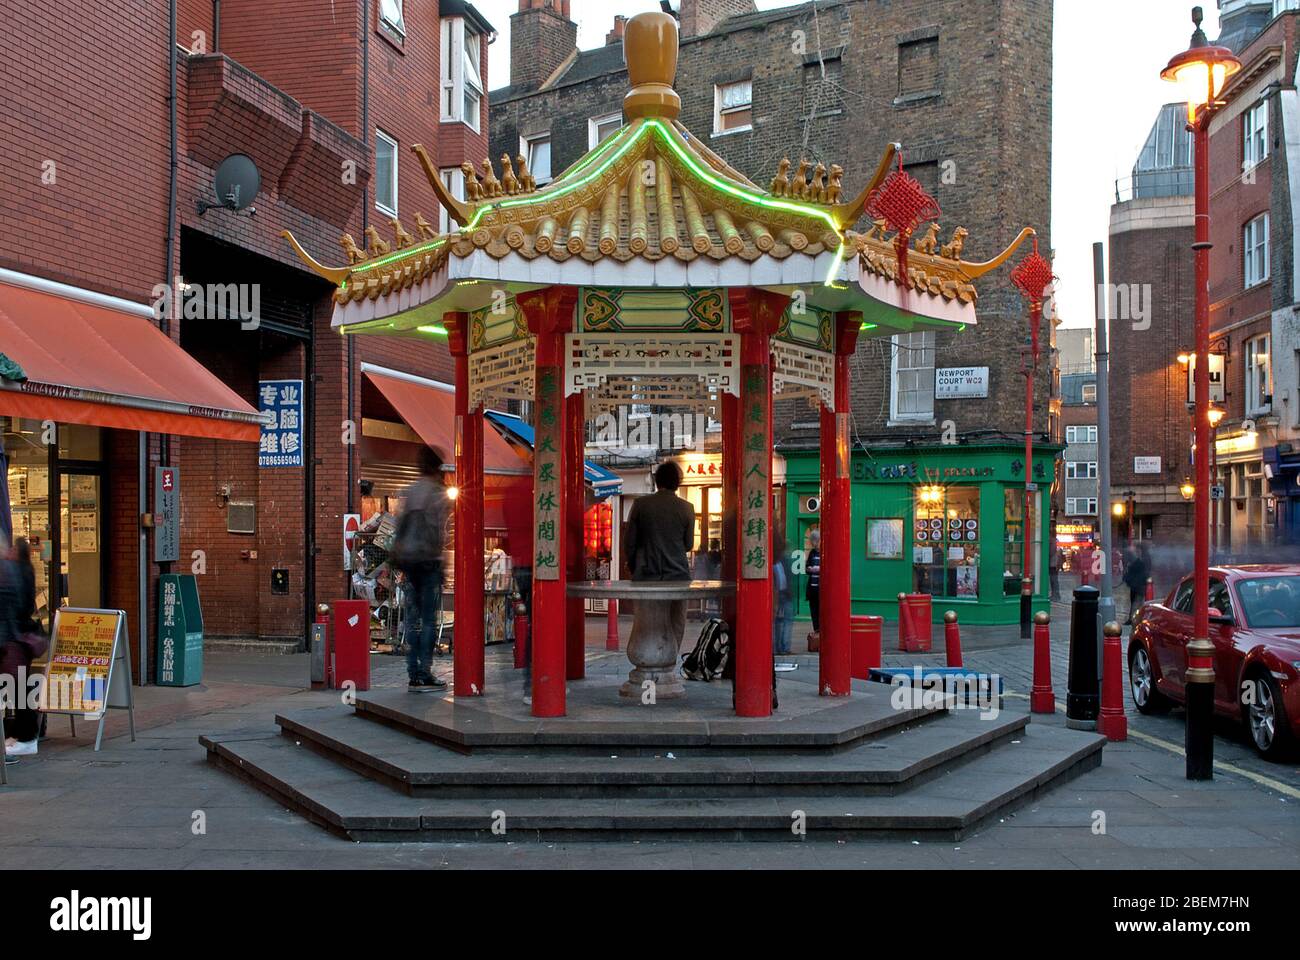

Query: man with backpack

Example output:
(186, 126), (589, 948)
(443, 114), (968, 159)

(392, 446), (451, 688)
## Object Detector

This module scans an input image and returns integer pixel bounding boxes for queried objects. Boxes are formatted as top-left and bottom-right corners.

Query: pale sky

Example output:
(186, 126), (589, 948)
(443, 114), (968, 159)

(476, 0), (1222, 331)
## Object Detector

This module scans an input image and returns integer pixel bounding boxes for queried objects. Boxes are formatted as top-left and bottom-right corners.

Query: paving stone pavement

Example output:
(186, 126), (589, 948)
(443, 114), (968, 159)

(0, 610), (1296, 870)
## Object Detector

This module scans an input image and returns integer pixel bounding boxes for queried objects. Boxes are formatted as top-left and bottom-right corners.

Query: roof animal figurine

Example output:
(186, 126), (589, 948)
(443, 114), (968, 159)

(461, 162), (483, 200)
(940, 226), (969, 260)
(363, 225), (390, 257)
(516, 154), (536, 193)
(825, 164), (843, 204)
(339, 232), (366, 264)
(413, 212), (437, 240)
(808, 163), (826, 203)
(914, 222), (941, 256)
(770, 158), (790, 196)
(790, 159), (811, 199)
(390, 216), (415, 249)
(480, 159), (502, 198)
(501, 155), (519, 195)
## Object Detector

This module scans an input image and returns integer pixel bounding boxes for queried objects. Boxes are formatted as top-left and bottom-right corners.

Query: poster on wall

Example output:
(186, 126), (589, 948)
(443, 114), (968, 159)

(258, 379), (305, 468)
(956, 565), (978, 597)
(867, 518), (904, 559)
(70, 511), (97, 553)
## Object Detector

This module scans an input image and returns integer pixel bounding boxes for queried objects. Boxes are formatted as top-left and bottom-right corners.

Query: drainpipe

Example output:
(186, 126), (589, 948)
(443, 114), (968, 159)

(212, 0), (220, 51)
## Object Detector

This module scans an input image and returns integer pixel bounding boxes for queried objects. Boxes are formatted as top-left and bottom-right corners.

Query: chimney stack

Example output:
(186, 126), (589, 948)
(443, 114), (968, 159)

(677, 0), (756, 38)
(510, 0), (577, 89)
(606, 15), (627, 46)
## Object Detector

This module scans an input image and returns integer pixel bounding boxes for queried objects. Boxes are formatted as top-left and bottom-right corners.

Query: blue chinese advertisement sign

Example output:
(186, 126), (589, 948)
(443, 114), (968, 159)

(258, 379), (304, 468)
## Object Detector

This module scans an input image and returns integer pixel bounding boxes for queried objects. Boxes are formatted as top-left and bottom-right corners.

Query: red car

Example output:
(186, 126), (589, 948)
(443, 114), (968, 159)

(1129, 565), (1300, 760)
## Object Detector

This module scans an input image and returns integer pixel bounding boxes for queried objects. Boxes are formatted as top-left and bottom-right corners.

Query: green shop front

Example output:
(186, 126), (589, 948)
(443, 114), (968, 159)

(783, 442), (1059, 627)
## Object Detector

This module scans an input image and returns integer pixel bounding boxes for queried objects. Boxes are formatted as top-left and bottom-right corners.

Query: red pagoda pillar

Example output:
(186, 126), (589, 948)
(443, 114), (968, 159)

(729, 288), (790, 717)
(517, 286), (579, 717)
(565, 391), (586, 679)
(818, 312), (861, 697)
(445, 311), (485, 697)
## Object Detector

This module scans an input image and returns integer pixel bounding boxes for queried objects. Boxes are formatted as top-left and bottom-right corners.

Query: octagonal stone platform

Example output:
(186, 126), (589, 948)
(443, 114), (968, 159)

(202, 674), (1105, 842)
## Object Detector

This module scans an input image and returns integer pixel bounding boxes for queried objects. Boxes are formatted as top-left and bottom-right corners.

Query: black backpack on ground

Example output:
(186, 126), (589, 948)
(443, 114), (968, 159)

(681, 618), (730, 681)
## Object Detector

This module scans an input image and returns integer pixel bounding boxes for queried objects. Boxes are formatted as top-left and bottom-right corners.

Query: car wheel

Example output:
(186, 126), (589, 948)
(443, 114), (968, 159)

(1243, 670), (1295, 761)
(1129, 643), (1172, 715)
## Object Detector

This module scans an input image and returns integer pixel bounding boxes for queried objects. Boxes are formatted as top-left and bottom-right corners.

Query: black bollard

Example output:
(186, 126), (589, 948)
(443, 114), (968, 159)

(1065, 584), (1100, 730)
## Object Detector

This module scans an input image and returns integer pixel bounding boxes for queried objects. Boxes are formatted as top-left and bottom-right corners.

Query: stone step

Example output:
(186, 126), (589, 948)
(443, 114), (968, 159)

(350, 680), (951, 754)
(200, 723), (1104, 842)
(275, 705), (1030, 797)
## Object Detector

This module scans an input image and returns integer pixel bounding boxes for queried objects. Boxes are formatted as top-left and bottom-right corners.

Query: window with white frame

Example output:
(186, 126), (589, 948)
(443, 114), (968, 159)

(1244, 213), (1270, 288)
(438, 167), (465, 235)
(1081, 382), (1097, 403)
(1065, 461), (1098, 480)
(1065, 497), (1098, 516)
(889, 331), (935, 422)
(441, 19), (483, 132)
(1246, 333), (1272, 415)
(522, 133), (552, 185)
(1244, 101), (1269, 169)
(588, 113), (622, 149)
(375, 129), (398, 216)
(379, 0), (405, 36)
(1065, 425), (1098, 444)
(713, 80), (753, 134)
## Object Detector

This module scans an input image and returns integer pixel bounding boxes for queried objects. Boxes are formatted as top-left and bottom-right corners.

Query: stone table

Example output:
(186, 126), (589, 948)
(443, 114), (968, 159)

(567, 580), (735, 700)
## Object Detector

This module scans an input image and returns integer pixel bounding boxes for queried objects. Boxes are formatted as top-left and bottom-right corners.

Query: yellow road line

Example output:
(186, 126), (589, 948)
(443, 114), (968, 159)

(956, 683), (1298, 797)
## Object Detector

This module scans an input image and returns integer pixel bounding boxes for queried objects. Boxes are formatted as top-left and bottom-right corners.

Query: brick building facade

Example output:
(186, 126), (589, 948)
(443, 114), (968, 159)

(1, 0), (493, 673)
(491, 0), (1055, 453)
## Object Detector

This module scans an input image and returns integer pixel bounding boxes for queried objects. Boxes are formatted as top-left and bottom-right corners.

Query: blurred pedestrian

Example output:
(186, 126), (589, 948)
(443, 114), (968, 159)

(2, 538), (45, 758)
(1123, 543), (1151, 625)
(772, 530), (794, 655)
(392, 446), (451, 689)
(805, 527), (822, 643)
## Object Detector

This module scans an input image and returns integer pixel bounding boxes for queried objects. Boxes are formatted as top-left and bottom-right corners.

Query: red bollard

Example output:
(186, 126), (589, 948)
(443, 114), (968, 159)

(513, 601), (530, 670)
(943, 610), (963, 667)
(1030, 610), (1056, 714)
(1145, 578), (1155, 602)
(1098, 621), (1128, 741)
(606, 598), (619, 651)
(897, 592), (913, 652)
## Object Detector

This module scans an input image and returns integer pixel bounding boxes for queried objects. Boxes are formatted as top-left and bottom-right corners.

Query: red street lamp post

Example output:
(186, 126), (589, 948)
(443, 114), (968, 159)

(1011, 235), (1053, 641)
(1161, 5), (1241, 780)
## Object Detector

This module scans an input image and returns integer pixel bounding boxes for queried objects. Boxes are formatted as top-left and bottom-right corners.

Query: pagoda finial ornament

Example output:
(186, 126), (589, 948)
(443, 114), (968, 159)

(623, 11), (681, 121)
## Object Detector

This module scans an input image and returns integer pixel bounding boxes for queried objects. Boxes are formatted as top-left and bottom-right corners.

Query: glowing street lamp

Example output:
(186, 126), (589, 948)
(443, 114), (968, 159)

(1162, 6), (1240, 781)
(1180, 478), (1196, 502)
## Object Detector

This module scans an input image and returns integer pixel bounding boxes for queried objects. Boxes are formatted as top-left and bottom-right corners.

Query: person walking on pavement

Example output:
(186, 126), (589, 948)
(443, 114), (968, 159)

(1123, 542), (1151, 625)
(1049, 541), (1062, 601)
(1, 538), (45, 762)
(393, 446), (451, 689)
(805, 527), (822, 645)
(772, 530), (794, 655)
(624, 460), (695, 653)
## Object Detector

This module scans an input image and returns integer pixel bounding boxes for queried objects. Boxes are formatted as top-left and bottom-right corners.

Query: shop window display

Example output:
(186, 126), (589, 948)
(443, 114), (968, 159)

(912, 485), (980, 598)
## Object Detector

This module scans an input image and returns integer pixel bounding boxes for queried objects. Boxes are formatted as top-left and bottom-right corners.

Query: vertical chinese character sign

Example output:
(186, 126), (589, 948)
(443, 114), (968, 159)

(258, 379), (304, 468)
(533, 368), (561, 581)
(740, 366), (769, 580)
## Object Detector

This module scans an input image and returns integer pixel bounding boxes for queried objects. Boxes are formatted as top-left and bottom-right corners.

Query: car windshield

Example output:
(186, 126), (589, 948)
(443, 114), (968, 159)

(1236, 576), (1300, 628)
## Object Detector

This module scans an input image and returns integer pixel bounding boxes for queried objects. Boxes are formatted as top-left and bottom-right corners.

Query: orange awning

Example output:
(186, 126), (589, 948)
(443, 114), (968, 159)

(362, 368), (528, 475)
(0, 274), (264, 441)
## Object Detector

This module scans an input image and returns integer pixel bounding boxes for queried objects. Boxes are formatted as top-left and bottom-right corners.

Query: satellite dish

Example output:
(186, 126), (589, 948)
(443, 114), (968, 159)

(198, 154), (260, 215)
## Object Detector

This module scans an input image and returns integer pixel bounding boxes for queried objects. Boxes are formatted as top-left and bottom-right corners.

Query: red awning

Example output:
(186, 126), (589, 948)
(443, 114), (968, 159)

(362, 368), (528, 475)
(0, 274), (263, 441)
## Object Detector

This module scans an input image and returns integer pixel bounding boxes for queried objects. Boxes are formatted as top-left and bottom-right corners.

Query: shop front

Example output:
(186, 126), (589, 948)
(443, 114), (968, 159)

(0, 268), (264, 679)
(1055, 520), (1099, 575)
(784, 442), (1058, 626)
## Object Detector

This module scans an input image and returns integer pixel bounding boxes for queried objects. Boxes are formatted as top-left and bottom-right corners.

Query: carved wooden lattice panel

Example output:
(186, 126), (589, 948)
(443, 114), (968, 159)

(469, 335), (536, 411)
(771, 339), (835, 410)
(564, 333), (740, 398)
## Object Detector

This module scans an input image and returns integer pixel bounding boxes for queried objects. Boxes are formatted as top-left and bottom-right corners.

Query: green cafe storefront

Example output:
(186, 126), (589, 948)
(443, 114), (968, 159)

(783, 442), (1060, 627)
